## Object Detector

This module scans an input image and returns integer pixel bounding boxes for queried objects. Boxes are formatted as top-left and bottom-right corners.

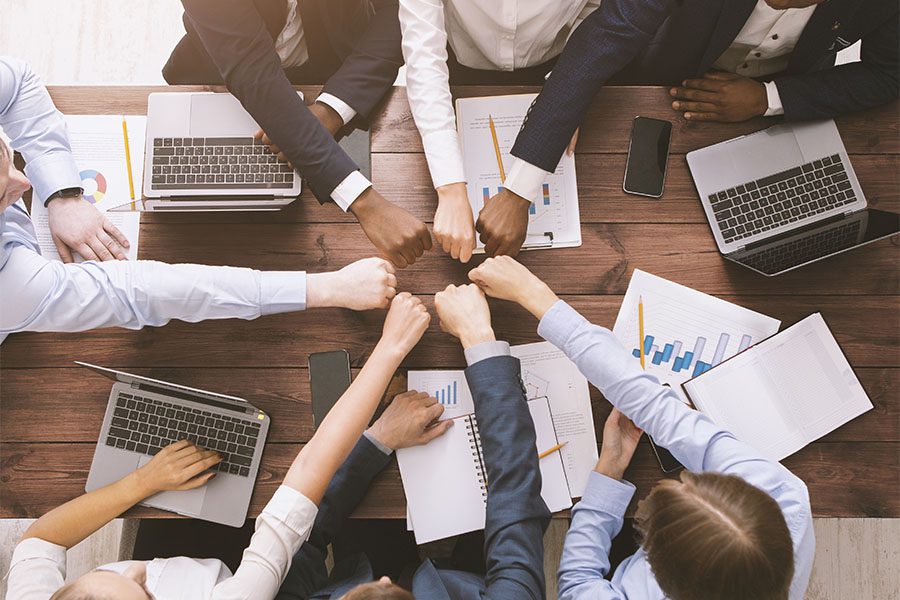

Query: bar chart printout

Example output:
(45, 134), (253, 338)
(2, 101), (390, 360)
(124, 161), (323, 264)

(407, 371), (474, 420)
(613, 270), (781, 389)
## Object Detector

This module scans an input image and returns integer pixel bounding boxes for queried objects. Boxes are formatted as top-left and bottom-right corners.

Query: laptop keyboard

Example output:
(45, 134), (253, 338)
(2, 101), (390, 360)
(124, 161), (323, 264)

(737, 220), (861, 274)
(708, 154), (856, 244)
(150, 137), (295, 190)
(105, 392), (262, 477)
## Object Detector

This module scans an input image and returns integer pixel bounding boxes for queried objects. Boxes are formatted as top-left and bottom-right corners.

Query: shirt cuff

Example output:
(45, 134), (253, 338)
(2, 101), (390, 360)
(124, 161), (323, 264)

(422, 129), (467, 189)
(577, 471), (636, 515)
(8, 537), (67, 576)
(259, 271), (307, 315)
(504, 158), (551, 204)
(317, 93), (358, 127)
(763, 81), (785, 117)
(23, 151), (82, 206)
(262, 485), (319, 532)
(537, 300), (588, 350)
(330, 170), (372, 212)
(363, 430), (394, 455)
(463, 340), (511, 366)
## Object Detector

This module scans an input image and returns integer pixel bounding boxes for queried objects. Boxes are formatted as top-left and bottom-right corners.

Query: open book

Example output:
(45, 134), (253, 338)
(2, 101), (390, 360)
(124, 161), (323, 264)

(683, 313), (872, 461)
(398, 397), (572, 544)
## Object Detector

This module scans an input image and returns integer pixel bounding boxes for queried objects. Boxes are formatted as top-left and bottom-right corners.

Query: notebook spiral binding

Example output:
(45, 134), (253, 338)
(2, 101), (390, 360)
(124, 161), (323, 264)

(465, 418), (488, 499)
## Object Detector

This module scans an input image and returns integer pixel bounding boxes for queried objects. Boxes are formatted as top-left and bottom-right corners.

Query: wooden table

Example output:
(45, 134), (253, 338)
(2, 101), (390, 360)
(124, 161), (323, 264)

(1, 86), (897, 520)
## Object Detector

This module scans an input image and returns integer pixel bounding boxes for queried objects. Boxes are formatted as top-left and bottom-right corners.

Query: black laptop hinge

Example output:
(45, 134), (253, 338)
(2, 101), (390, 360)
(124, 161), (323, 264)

(737, 213), (848, 252)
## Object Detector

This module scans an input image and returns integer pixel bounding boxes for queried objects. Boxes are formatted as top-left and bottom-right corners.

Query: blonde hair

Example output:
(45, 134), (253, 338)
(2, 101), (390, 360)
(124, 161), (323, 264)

(50, 580), (111, 600)
(634, 471), (794, 600)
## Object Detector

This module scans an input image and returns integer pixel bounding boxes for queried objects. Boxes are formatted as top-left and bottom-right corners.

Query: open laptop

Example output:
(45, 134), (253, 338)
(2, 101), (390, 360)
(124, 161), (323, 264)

(687, 120), (899, 276)
(81, 361), (270, 527)
(143, 92), (301, 211)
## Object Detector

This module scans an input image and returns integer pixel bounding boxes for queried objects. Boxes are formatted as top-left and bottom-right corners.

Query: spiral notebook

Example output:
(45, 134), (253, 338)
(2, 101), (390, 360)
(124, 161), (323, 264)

(398, 397), (572, 544)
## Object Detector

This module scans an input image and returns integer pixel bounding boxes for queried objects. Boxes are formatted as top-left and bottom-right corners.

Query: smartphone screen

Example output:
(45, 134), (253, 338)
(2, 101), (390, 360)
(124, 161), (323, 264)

(624, 116), (672, 198)
(308, 350), (351, 427)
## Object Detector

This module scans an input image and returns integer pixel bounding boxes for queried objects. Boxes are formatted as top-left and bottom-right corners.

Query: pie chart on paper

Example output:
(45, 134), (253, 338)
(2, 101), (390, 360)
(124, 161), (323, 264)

(79, 169), (107, 204)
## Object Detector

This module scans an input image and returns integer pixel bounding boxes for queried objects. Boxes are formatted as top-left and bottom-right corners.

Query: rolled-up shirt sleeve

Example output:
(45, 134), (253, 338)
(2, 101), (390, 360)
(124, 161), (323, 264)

(5, 537), (67, 600)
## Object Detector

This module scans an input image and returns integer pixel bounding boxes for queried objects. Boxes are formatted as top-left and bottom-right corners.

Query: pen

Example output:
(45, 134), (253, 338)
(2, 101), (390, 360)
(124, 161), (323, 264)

(488, 114), (506, 183)
(538, 442), (567, 459)
(638, 295), (646, 369)
(122, 117), (136, 205)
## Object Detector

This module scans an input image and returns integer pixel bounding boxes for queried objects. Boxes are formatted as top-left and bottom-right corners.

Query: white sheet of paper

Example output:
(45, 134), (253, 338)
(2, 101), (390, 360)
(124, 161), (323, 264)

(456, 94), (581, 251)
(29, 115), (145, 262)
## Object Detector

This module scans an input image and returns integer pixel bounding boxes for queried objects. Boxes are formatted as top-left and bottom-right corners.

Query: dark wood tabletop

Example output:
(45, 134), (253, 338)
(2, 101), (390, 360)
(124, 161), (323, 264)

(1, 86), (897, 520)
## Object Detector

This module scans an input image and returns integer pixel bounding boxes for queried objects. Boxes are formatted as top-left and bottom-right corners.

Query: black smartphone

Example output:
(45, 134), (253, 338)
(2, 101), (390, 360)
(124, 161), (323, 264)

(623, 116), (672, 198)
(308, 350), (352, 428)
(649, 436), (684, 473)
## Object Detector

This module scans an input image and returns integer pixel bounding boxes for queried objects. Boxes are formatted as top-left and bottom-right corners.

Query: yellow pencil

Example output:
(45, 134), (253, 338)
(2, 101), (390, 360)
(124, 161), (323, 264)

(538, 442), (567, 459)
(638, 295), (646, 369)
(122, 117), (135, 203)
(488, 114), (506, 184)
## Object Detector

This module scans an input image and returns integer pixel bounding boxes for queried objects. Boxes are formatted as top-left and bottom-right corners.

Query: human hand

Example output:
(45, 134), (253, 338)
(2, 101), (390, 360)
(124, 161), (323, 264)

(378, 292), (431, 357)
(669, 72), (768, 122)
(434, 283), (494, 349)
(47, 196), (130, 262)
(468, 256), (558, 319)
(475, 187), (530, 257)
(130, 440), (221, 497)
(309, 101), (344, 137)
(596, 409), (643, 480)
(350, 187), (432, 268)
(307, 257), (397, 310)
(434, 183), (476, 263)
(367, 391), (454, 450)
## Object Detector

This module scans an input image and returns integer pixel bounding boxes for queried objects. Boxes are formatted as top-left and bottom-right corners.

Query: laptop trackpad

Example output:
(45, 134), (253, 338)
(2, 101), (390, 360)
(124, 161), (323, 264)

(137, 455), (208, 516)
(190, 94), (259, 137)
(728, 126), (803, 182)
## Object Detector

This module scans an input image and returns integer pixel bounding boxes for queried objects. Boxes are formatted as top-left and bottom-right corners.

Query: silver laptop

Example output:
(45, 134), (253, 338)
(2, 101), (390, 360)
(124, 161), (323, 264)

(81, 361), (270, 527)
(143, 92), (301, 211)
(687, 119), (899, 276)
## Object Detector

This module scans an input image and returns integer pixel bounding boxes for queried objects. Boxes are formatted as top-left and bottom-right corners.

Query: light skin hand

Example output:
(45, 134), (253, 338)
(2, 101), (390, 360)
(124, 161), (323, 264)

(434, 182), (476, 263)
(47, 195), (130, 262)
(349, 187), (433, 268)
(376, 292), (431, 359)
(367, 390), (453, 450)
(468, 256), (559, 320)
(434, 283), (495, 349)
(0, 143), (32, 213)
(131, 439), (222, 496)
(595, 408), (643, 480)
(475, 187), (531, 257)
(306, 257), (397, 310)
(669, 72), (768, 123)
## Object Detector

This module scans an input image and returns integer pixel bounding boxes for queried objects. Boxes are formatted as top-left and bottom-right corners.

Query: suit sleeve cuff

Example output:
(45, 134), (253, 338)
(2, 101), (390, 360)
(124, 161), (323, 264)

(463, 340), (511, 366)
(259, 271), (307, 315)
(363, 430), (394, 455)
(422, 129), (466, 188)
(578, 471), (636, 515)
(764, 81), (785, 117)
(24, 151), (82, 206)
(504, 158), (551, 204)
(317, 93), (358, 126)
(330, 170), (372, 211)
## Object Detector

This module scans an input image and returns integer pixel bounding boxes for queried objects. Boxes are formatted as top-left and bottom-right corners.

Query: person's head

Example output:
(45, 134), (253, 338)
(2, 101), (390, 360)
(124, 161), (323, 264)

(764, 0), (825, 9)
(341, 576), (414, 600)
(635, 471), (794, 600)
(0, 141), (32, 213)
(50, 563), (152, 600)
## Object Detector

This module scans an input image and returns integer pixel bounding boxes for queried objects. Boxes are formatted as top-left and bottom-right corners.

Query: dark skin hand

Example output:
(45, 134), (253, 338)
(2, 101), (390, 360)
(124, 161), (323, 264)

(476, 188), (531, 257)
(350, 187), (433, 268)
(670, 72), (769, 123)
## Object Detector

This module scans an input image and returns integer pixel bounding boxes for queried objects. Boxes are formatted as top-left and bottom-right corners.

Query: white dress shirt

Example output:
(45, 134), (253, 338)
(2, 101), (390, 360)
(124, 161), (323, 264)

(0, 56), (309, 345)
(399, 0), (601, 190)
(505, 1), (818, 205)
(5, 486), (318, 600)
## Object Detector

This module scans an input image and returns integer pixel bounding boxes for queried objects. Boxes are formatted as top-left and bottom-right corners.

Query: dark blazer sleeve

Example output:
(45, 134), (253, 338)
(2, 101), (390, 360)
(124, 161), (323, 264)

(180, 0), (361, 203)
(465, 355), (551, 600)
(320, 0), (403, 121)
(774, 17), (899, 120)
(275, 435), (393, 600)
(510, 0), (677, 172)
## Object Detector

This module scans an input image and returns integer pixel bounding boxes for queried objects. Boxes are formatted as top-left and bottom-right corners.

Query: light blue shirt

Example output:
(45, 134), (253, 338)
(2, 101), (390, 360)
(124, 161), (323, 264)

(0, 57), (308, 344)
(537, 300), (815, 600)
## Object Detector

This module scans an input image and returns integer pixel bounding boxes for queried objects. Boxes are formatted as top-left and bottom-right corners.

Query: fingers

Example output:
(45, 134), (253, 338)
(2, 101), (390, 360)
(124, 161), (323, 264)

(670, 87), (719, 103)
(181, 450), (223, 479)
(159, 439), (191, 456)
(672, 101), (718, 113)
(420, 227), (433, 252)
(77, 242), (100, 262)
(680, 78), (724, 93)
(684, 111), (722, 122)
(425, 402), (445, 422)
(421, 419), (453, 443)
(175, 470), (217, 491)
(87, 238), (115, 262)
(459, 235), (474, 264)
(53, 236), (75, 263)
(97, 230), (127, 261)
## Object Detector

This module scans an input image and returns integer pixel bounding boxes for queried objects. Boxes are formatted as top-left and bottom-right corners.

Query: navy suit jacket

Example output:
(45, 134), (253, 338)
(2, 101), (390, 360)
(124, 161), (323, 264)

(276, 355), (551, 600)
(168, 0), (402, 203)
(512, 0), (899, 173)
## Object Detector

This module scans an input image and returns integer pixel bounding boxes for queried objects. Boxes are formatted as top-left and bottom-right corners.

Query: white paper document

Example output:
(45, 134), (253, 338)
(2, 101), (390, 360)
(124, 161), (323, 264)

(29, 115), (145, 262)
(613, 270), (781, 391)
(407, 370), (474, 421)
(456, 94), (581, 251)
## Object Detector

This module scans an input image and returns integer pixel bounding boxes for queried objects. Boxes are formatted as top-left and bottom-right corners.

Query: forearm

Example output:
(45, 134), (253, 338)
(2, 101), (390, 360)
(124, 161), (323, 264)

(283, 342), (403, 504)
(23, 472), (145, 548)
(776, 62), (900, 121)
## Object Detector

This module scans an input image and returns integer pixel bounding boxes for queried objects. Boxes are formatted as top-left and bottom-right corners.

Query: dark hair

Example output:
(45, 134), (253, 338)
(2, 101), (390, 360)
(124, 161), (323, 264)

(634, 471), (794, 600)
(342, 581), (415, 600)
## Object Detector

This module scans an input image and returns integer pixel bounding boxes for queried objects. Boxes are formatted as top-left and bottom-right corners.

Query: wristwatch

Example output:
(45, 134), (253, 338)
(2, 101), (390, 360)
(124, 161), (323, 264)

(44, 186), (83, 207)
